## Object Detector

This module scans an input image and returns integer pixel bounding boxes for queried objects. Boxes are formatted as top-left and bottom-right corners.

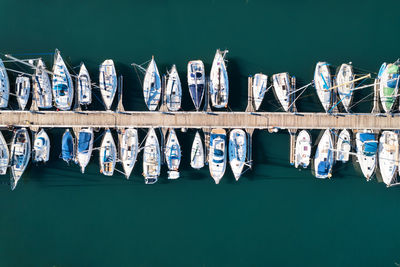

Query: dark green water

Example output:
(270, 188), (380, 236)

(1, 0), (400, 266)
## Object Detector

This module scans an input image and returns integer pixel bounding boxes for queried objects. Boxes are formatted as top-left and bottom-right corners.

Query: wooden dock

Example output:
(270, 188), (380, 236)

(1, 111), (400, 130)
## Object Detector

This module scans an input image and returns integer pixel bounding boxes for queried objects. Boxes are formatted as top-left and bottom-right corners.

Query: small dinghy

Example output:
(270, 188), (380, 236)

(378, 131), (398, 186)
(0, 58), (9, 108)
(314, 62), (332, 112)
(76, 128), (93, 173)
(143, 56), (161, 111)
(78, 63), (92, 106)
(32, 129), (50, 163)
(378, 62), (399, 113)
(10, 128), (31, 190)
(165, 129), (181, 179)
(52, 50), (74, 110)
(61, 129), (75, 164)
(336, 64), (354, 112)
(209, 128), (227, 184)
(32, 59), (52, 109)
(0, 131), (9, 175)
(272, 72), (294, 112)
(314, 129), (334, 179)
(143, 128), (161, 184)
(190, 131), (204, 169)
(166, 65), (182, 111)
(187, 60), (205, 111)
(99, 59), (117, 110)
(100, 129), (116, 176)
(228, 129), (247, 181)
(210, 49), (229, 108)
(356, 130), (378, 181)
(336, 129), (351, 163)
(252, 73), (268, 111)
(15, 75), (30, 110)
(294, 130), (311, 168)
(119, 128), (138, 179)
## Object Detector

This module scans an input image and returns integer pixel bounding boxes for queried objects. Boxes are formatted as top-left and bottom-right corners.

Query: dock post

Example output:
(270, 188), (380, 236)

(160, 75), (167, 112)
(245, 76), (254, 112)
(245, 128), (254, 169)
(372, 78), (380, 113)
(288, 129), (297, 165)
(116, 75), (125, 112)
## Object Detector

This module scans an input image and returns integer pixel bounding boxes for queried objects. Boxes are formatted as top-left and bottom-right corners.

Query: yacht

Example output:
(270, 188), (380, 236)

(356, 130), (378, 181)
(209, 128), (227, 184)
(336, 64), (354, 112)
(210, 49), (229, 108)
(378, 62), (399, 113)
(0, 58), (9, 108)
(228, 129), (247, 181)
(52, 49), (73, 110)
(166, 65), (182, 111)
(143, 56), (161, 111)
(165, 129), (181, 179)
(61, 129), (75, 164)
(15, 75), (30, 110)
(378, 131), (398, 186)
(314, 62), (332, 112)
(252, 73), (268, 111)
(272, 72), (294, 112)
(143, 128), (160, 184)
(10, 128), (31, 190)
(314, 129), (334, 179)
(336, 129), (351, 162)
(78, 63), (92, 106)
(119, 128), (138, 179)
(99, 59), (117, 110)
(0, 131), (9, 175)
(76, 128), (93, 173)
(99, 129), (116, 176)
(187, 60), (205, 110)
(32, 129), (50, 163)
(32, 59), (52, 109)
(294, 130), (311, 168)
(190, 131), (204, 169)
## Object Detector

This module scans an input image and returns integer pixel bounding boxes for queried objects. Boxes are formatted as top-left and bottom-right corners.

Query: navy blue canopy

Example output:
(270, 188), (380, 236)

(78, 132), (91, 153)
(62, 131), (74, 161)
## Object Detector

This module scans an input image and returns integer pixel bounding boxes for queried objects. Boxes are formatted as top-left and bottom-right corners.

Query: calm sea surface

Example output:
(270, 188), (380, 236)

(1, 0), (400, 266)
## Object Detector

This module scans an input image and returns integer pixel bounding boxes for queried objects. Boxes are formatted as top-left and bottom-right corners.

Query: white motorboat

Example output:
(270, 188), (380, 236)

(252, 73), (268, 111)
(336, 64), (354, 112)
(210, 49), (229, 108)
(294, 130), (311, 168)
(99, 129), (116, 176)
(15, 75), (30, 110)
(187, 60), (205, 111)
(76, 128), (93, 173)
(209, 128), (227, 184)
(32, 129), (50, 163)
(272, 72), (294, 112)
(143, 56), (161, 111)
(166, 65), (182, 111)
(314, 129), (334, 179)
(78, 63), (92, 106)
(165, 129), (181, 179)
(191, 131), (204, 169)
(0, 58), (9, 108)
(336, 129), (351, 163)
(356, 130), (378, 181)
(143, 128), (161, 184)
(0, 131), (9, 175)
(378, 131), (398, 186)
(52, 50), (74, 110)
(10, 128), (31, 190)
(99, 59), (117, 110)
(378, 62), (399, 113)
(314, 62), (332, 112)
(228, 129), (247, 181)
(32, 58), (52, 109)
(119, 128), (138, 179)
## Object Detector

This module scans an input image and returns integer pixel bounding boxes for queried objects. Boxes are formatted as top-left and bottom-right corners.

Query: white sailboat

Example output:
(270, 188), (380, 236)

(52, 50), (73, 110)
(272, 72), (294, 112)
(10, 128), (31, 190)
(336, 64), (354, 112)
(166, 65), (182, 111)
(78, 63), (92, 106)
(356, 130), (378, 181)
(314, 129), (334, 179)
(294, 130), (311, 168)
(165, 129), (181, 179)
(314, 62), (332, 112)
(378, 62), (399, 113)
(252, 73), (268, 111)
(143, 56), (161, 111)
(76, 128), (93, 173)
(15, 75), (30, 110)
(32, 129), (50, 163)
(228, 129), (247, 181)
(190, 131), (204, 169)
(0, 58), (9, 108)
(209, 128), (227, 184)
(99, 129), (116, 176)
(336, 129), (351, 162)
(119, 128), (138, 179)
(187, 60), (205, 111)
(99, 59), (117, 110)
(0, 131), (9, 175)
(378, 131), (398, 186)
(210, 49), (229, 108)
(32, 58), (52, 109)
(143, 128), (161, 184)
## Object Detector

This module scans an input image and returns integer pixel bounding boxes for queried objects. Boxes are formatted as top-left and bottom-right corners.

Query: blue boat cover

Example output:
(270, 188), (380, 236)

(318, 160), (330, 175)
(62, 131), (74, 161)
(78, 132), (91, 153)
(387, 74), (400, 88)
(359, 133), (375, 143)
(364, 142), (378, 154)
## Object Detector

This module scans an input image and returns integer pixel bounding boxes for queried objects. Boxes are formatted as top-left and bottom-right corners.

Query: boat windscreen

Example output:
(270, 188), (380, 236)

(214, 149), (223, 157)
(78, 132), (91, 153)
(55, 84), (68, 96)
